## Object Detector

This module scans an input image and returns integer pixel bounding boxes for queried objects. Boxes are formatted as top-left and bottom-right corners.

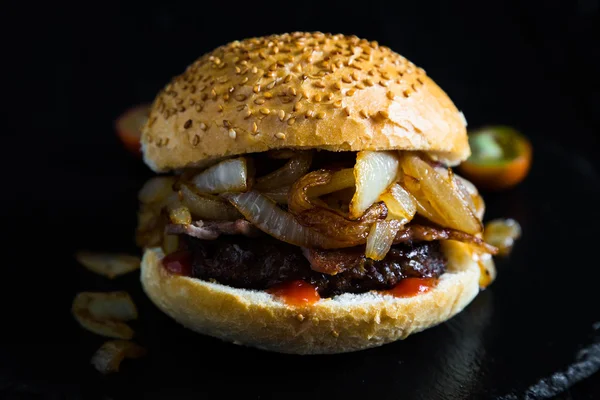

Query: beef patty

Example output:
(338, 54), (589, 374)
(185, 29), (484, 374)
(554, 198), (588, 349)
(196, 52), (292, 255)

(183, 235), (447, 297)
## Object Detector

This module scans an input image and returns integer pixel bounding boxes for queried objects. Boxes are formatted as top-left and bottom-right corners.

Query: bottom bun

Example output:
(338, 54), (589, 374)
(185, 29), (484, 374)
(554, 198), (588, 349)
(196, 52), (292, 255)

(141, 241), (482, 354)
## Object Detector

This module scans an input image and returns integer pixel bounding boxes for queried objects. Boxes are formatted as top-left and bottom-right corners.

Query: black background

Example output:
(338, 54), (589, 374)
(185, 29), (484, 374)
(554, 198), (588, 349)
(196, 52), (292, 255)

(3, 1), (600, 399)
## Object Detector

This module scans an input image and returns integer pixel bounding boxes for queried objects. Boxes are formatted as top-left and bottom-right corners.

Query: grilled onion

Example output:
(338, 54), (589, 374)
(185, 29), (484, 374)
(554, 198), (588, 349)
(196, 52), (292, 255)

(91, 340), (146, 374)
(190, 157), (248, 193)
(379, 183), (417, 222)
(365, 219), (404, 260)
(168, 205), (192, 225)
(75, 252), (140, 279)
(261, 185), (291, 204)
(288, 170), (333, 214)
(484, 218), (522, 256)
(400, 154), (482, 234)
(138, 176), (176, 204)
(72, 292), (138, 339)
(350, 151), (400, 219)
(180, 184), (241, 220)
(255, 151), (313, 190)
(296, 203), (387, 245)
(224, 191), (352, 249)
(306, 168), (355, 198)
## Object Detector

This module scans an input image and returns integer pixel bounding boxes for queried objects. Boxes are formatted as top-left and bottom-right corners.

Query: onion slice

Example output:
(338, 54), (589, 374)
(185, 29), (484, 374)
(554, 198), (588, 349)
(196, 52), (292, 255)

(138, 176), (176, 204)
(91, 340), (147, 374)
(75, 252), (140, 279)
(350, 151), (400, 219)
(180, 184), (241, 220)
(306, 168), (355, 198)
(379, 183), (416, 222)
(400, 154), (482, 234)
(224, 191), (352, 249)
(72, 292), (138, 339)
(190, 157), (248, 194)
(288, 170), (333, 214)
(365, 219), (404, 260)
(255, 152), (313, 190)
(261, 185), (291, 204)
(296, 203), (387, 245)
(483, 218), (522, 256)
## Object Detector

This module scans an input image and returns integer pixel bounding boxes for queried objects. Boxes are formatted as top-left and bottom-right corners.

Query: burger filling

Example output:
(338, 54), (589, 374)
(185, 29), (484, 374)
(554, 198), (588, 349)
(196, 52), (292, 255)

(137, 150), (498, 298)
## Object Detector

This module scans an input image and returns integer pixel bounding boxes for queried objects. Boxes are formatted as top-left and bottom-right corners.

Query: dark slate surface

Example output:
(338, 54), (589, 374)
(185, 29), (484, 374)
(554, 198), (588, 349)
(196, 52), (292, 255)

(4, 1), (599, 399)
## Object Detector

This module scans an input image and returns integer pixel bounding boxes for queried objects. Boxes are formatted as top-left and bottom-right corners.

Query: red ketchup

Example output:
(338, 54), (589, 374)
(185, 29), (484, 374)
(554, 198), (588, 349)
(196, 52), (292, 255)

(267, 280), (321, 306)
(162, 250), (192, 276)
(386, 278), (437, 298)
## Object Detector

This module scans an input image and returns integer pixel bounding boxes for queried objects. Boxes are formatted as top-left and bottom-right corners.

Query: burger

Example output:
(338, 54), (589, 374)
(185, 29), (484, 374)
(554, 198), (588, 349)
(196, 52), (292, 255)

(136, 32), (499, 354)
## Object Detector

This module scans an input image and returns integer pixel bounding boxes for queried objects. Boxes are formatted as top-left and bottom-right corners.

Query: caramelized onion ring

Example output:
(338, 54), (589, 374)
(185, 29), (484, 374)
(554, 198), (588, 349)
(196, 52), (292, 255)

(255, 151), (313, 190)
(295, 202), (387, 245)
(224, 191), (353, 249)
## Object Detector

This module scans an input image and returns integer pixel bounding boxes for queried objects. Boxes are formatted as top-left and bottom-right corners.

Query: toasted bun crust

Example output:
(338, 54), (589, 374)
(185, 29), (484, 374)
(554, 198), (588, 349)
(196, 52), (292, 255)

(140, 241), (481, 354)
(141, 32), (469, 172)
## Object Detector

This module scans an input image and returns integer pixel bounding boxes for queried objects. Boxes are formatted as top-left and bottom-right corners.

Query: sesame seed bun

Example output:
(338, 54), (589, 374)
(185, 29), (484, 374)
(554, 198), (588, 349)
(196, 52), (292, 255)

(140, 240), (482, 354)
(141, 32), (469, 172)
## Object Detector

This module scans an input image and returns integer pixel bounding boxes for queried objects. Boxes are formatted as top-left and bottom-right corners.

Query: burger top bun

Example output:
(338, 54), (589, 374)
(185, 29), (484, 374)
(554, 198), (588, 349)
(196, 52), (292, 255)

(141, 32), (469, 172)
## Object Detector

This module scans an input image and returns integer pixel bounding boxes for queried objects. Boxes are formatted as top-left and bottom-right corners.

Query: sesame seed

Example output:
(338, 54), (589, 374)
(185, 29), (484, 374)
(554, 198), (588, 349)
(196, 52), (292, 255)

(403, 90), (410, 98)
(275, 132), (286, 140)
(235, 66), (241, 74)
(266, 81), (276, 90)
(359, 109), (368, 118)
(252, 122), (258, 133)
(287, 117), (296, 125)
(264, 92), (273, 99)
(314, 93), (322, 102)
(355, 82), (365, 90)
(269, 63), (277, 71)
(260, 108), (270, 115)
(314, 81), (325, 88)
(284, 75), (292, 83)
(387, 91), (395, 100)
(254, 97), (265, 104)
(293, 102), (302, 112)
(253, 85), (261, 93)
(343, 107), (351, 116)
(333, 82), (342, 90)
(305, 110), (315, 118)
(346, 89), (356, 96)
(351, 71), (359, 80)
(289, 87), (297, 96)
(364, 78), (374, 86)
(316, 111), (326, 119)
(240, 77), (249, 84)
(199, 122), (208, 130)
(184, 120), (192, 129)
(342, 75), (352, 83)
(379, 80), (389, 87)
(235, 94), (247, 101)
(325, 93), (334, 101)
(244, 109), (252, 119)
(278, 110), (285, 121)
(252, 66), (258, 74)
(381, 71), (390, 80)
(333, 100), (342, 108)
(228, 129), (237, 139)
(218, 105), (224, 112)
(379, 110), (390, 119)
